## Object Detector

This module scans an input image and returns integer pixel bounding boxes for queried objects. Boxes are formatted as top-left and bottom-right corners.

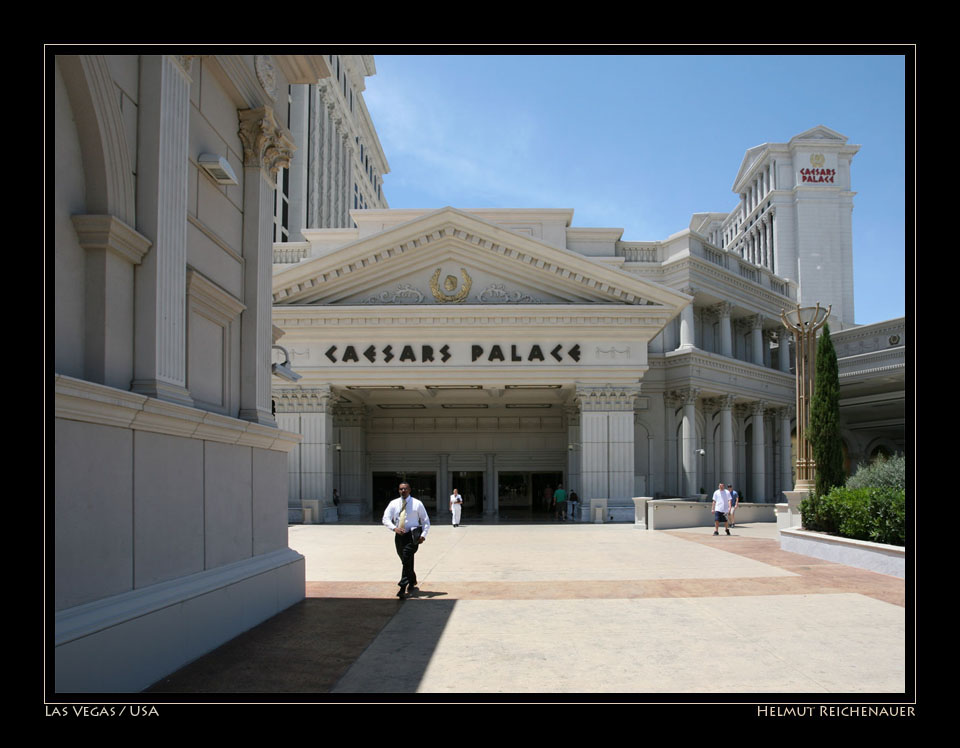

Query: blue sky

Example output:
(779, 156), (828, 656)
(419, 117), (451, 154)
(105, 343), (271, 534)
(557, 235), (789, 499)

(363, 54), (908, 326)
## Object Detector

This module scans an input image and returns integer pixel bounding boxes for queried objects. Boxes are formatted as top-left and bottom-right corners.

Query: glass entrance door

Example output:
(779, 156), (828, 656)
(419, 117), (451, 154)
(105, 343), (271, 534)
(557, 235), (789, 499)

(448, 471), (483, 517)
(372, 472), (437, 520)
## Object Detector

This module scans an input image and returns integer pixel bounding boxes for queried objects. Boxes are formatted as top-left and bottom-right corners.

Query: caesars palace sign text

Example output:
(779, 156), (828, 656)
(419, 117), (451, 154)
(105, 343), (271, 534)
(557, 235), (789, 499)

(322, 342), (582, 364)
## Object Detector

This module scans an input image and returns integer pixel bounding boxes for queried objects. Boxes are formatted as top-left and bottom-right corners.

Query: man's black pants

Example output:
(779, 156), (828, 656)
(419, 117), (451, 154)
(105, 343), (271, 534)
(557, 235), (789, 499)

(394, 531), (419, 588)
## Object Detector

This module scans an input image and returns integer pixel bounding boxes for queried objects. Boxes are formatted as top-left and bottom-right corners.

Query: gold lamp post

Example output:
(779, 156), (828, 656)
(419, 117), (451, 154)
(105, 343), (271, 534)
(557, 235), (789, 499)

(780, 302), (831, 493)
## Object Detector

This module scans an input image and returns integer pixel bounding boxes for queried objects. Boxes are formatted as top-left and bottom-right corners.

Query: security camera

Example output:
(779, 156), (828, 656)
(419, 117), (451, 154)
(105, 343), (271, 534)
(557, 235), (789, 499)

(695, 448), (705, 456)
(271, 362), (302, 382)
(271, 345), (302, 382)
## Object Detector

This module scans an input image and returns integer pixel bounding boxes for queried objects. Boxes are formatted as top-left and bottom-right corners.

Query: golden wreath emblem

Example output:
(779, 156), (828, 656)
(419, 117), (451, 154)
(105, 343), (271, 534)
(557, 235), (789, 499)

(430, 267), (472, 303)
(810, 153), (825, 168)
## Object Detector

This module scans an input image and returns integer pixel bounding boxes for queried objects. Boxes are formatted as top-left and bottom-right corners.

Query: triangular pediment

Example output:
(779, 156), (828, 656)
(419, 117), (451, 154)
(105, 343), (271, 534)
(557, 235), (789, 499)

(732, 143), (771, 191)
(273, 207), (689, 311)
(789, 125), (847, 144)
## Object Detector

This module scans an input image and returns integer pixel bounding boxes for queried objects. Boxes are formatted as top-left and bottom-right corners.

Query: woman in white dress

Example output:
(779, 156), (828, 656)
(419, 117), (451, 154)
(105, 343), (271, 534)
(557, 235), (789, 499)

(450, 488), (463, 527)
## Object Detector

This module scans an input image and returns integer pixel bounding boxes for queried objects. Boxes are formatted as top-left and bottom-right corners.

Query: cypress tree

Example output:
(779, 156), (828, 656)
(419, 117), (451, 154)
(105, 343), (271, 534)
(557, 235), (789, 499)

(809, 324), (845, 495)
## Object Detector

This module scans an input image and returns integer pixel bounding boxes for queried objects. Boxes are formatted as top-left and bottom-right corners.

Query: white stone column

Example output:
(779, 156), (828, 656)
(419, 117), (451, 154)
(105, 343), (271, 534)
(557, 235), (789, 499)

(752, 401), (767, 502)
(679, 388), (700, 496)
(779, 407), (794, 499)
(336, 405), (366, 516)
(286, 85), (309, 241)
(132, 54), (193, 406)
(484, 453), (497, 517)
(719, 394), (736, 486)
(343, 134), (354, 227)
(577, 385), (639, 503)
(678, 291), (696, 350)
(566, 406), (581, 503)
(750, 315), (765, 365)
(664, 393), (680, 495)
(438, 453), (449, 518)
(715, 302), (733, 358)
(332, 119), (344, 228)
(306, 85), (322, 228)
(778, 328), (791, 372)
(237, 106), (295, 425)
(769, 208), (778, 275)
(322, 100), (336, 228)
(294, 385), (339, 511)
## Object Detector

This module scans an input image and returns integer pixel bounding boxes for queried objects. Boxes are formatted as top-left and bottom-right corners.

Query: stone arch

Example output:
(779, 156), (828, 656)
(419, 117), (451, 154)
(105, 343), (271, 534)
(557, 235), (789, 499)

(57, 55), (136, 225)
(864, 438), (900, 461)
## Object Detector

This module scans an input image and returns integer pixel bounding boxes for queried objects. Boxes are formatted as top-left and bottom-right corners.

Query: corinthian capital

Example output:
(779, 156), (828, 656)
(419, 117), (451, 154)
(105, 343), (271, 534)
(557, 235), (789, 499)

(237, 106), (296, 183)
(576, 384), (641, 412)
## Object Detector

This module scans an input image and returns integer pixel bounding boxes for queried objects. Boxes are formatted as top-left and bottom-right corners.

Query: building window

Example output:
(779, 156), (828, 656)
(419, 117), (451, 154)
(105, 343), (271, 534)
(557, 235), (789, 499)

(274, 166), (290, 243)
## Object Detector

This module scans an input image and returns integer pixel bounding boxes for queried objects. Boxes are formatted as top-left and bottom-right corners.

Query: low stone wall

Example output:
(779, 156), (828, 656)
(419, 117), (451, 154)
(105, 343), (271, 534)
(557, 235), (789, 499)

(646, 500), (776, 530)
(780, 528), (905, 578)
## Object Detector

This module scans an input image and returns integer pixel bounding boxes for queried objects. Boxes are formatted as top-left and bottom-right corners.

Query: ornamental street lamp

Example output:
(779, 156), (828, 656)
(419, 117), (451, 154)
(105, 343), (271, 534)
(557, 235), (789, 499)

(780, 303), (831, 493)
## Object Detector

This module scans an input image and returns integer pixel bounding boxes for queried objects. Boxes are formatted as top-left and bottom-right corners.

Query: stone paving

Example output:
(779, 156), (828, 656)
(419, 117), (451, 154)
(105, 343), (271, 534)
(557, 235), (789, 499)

(146, 521), (907, 695)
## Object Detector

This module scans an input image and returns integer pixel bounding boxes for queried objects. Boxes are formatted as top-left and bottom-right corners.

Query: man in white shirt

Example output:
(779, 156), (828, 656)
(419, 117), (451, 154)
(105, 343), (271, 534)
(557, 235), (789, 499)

(711, 482), (732, 536)
(382, 482), (431, 599)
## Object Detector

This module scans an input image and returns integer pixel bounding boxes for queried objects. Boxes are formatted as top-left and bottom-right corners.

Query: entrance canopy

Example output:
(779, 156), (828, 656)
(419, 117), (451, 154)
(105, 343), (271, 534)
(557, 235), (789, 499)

(273, 207), (691, 403)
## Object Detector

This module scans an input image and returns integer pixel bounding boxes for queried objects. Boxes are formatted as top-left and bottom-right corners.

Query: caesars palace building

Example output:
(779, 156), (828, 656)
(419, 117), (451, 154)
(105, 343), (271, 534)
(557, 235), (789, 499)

(272, 117), (904, 525)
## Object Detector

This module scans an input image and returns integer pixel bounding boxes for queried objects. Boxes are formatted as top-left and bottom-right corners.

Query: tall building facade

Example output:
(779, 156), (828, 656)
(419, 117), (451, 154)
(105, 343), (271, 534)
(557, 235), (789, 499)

(696, 126), (859, 329)
(52, 53), (335, 692)
(279, 54), (389, 248)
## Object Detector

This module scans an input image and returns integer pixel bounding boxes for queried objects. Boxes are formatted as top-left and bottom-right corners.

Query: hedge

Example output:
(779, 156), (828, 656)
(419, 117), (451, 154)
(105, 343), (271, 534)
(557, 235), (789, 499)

(799, 486), (905, 547)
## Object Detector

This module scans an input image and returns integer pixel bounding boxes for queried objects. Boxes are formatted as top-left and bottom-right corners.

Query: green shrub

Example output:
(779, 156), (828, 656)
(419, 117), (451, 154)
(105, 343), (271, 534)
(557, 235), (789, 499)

(846, 454), (905, 491)
(800, 486), (905, 547)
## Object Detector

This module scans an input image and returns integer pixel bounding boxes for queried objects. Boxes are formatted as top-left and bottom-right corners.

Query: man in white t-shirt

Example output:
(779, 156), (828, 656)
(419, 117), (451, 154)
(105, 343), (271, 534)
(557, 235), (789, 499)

(711, 482), (732, 536)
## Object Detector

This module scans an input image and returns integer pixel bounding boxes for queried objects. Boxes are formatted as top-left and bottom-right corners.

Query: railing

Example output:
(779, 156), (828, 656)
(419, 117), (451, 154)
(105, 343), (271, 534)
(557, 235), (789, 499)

(273, 242), (311, 264)
(617, 242), (661, 263)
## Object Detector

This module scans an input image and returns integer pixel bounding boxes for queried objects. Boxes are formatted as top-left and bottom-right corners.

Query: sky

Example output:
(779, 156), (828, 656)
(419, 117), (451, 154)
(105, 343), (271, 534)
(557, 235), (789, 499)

(362, 53), (909, 326)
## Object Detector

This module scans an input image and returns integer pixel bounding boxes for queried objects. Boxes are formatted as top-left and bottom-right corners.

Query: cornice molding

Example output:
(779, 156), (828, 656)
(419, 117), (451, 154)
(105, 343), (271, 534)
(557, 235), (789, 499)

(71, 214), (152, 265)
(272, 304), (674, 332)
(186, 269), (246, 325)
(55, 375), (300, 452)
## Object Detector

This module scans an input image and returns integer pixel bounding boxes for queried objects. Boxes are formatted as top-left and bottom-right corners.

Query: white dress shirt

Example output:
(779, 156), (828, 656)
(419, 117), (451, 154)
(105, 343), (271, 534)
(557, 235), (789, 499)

(382, 495), (431, 537)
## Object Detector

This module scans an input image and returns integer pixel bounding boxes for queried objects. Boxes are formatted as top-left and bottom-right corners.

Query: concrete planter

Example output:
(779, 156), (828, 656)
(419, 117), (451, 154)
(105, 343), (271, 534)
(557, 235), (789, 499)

(780, 527), (904, 578)
(646, 499), (776, 530)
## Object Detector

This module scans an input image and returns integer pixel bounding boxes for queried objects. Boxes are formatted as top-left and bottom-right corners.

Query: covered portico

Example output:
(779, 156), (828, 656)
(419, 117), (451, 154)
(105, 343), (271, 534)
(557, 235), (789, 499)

(272, 208), (690, 521)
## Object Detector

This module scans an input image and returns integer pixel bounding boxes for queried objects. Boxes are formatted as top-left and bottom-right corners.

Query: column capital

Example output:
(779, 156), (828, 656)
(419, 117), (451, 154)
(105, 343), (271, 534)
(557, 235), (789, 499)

(273, 385), (334, 413)
(712, 301), (733, 319)
(170, 55), (195, 80)
(706, 393), (737, 411)
(575, 384), (642, 412)
(238, 106), (296, 182)
(333, 403), (367, 427)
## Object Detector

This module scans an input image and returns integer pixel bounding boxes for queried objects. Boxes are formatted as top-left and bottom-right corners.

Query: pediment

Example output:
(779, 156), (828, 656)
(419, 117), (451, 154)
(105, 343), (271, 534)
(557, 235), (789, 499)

(789, 125), (847, 144)
(273, 207), (689, 311)
(732, 144), (771, 191)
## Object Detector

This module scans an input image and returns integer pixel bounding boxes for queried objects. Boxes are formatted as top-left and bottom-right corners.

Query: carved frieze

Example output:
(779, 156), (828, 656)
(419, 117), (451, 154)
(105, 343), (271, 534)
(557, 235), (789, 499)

(254, 55), (277, 100)
(273, 385), (334, 413)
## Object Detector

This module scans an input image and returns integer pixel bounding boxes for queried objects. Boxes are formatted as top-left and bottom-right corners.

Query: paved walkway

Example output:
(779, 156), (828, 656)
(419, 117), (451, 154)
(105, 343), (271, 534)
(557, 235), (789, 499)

(146, 521), (906, 695)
